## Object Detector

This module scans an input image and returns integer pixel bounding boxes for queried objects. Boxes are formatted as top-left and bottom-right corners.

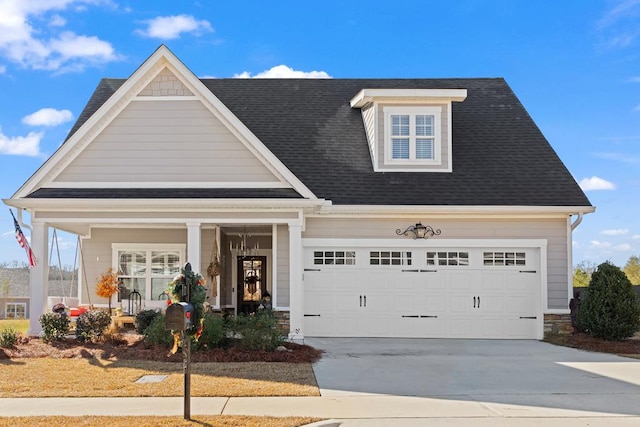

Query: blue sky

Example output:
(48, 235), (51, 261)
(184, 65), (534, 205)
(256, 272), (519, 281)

(0, 0), (639, 269)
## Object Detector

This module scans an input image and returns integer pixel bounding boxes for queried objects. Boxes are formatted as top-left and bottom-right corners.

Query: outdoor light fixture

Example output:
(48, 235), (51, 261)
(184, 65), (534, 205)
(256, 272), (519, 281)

(396, 223), (441, 239)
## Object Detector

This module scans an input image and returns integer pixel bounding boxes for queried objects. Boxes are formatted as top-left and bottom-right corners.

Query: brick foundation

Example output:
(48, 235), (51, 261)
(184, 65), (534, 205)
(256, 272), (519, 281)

(544, 313), (573, 337)
(275, 310), (290, 334)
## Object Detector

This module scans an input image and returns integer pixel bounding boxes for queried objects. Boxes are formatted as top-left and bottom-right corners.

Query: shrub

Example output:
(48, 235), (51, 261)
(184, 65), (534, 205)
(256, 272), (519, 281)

(40, 312), (70, 343)
(226, 311), (284, 351)
(195, 312), (226, 350)
(143, 314), (174, 348)
(577, 261), (640, 341)
(75, 310), (112, 343)
(0, 327), (19, 348)
(135, 309), (161, 335)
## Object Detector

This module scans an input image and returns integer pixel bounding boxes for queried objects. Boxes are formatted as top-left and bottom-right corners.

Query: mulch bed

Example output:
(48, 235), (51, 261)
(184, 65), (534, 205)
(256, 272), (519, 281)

(545, 332), (640, 357)
(0, 334), (323, 363)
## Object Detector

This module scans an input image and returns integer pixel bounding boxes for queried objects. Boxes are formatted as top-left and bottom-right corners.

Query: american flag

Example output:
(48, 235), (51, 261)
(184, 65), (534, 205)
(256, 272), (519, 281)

(10, 209), (37, 268)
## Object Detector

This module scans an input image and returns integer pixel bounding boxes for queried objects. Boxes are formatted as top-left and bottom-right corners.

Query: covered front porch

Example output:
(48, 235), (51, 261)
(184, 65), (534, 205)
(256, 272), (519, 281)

(20, 201), (319, 340)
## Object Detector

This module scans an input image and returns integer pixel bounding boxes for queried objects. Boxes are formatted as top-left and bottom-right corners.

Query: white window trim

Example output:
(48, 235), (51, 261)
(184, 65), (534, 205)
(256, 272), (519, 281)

(5, 302), (27, 319)
(383, 106), (442, 166)
(112, 243), (186, 302)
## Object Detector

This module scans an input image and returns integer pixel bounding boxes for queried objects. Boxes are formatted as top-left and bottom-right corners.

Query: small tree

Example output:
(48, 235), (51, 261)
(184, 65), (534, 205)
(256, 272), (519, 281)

(623, 255), (640, 286)
(95, 268), (119, 313)
(577, 261), (640, 341)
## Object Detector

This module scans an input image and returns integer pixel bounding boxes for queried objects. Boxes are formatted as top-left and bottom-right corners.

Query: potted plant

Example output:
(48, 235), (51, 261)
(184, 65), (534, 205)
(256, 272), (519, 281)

(95, 267), (120, 314)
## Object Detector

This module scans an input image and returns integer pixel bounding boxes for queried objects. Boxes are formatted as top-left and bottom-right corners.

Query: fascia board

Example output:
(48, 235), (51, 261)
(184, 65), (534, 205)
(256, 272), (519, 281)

(351, 88), (468, 108)
(311, 204), (596, 217)
(3, 197), (326, 211)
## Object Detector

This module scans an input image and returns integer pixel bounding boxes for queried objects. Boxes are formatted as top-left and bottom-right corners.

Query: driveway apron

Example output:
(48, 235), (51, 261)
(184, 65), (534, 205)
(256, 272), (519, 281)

(304, 338), (640, 417)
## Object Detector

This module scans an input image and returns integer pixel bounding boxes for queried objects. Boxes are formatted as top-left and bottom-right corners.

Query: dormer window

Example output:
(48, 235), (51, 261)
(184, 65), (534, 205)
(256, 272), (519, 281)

(385, 106), (441, 164)
(350, 88), (467, 173)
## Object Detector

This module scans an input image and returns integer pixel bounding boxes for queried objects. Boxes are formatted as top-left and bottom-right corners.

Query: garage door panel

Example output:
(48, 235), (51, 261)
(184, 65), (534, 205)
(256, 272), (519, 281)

(304, 245), (540, 339)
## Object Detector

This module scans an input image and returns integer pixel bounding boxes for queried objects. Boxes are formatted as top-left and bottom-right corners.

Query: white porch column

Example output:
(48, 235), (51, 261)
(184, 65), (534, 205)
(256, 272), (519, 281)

(28, 221), (48, 337)
(186, 222), (202, 274)
(288, 222), (303, 340)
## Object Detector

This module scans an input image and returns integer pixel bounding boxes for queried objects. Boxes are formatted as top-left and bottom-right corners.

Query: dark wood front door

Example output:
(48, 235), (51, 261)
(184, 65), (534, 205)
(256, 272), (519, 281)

(237, 256), (267, 315)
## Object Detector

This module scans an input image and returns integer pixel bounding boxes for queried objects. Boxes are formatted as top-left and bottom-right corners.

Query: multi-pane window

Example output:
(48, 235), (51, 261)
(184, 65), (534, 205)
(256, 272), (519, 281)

(370, 251), (412, 266)
(5, 303), (26, 319)
(483, 251), (526, 266)
(313, 250), (356, 265)
(386, 106), (440, 163)
(116, 246), (183, 300)
(427, 251), (469, 266)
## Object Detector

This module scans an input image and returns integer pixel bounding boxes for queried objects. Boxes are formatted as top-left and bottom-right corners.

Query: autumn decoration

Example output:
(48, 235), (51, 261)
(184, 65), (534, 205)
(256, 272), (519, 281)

(95, 267), (120, 314)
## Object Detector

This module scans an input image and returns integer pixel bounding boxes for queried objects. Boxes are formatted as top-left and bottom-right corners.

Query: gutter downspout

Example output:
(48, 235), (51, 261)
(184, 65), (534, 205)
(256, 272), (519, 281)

(16, 208), (32, 232)
(570, 212), (584, 231)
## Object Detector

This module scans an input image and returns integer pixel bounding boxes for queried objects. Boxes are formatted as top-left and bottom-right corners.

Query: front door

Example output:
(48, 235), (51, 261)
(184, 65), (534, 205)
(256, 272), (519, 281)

(237, 256), (267, 315)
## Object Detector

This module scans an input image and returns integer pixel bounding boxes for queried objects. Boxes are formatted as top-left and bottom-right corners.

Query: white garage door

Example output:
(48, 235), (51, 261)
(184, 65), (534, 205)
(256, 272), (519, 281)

(303, 244), (541, 339)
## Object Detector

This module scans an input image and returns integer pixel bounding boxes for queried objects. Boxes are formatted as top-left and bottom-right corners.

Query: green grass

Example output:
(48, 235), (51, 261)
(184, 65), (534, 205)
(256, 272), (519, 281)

(0, 319), (29, 334)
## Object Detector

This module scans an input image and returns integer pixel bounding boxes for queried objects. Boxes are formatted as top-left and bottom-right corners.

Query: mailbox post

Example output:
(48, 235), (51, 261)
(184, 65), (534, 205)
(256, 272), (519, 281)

(165, 262), (194, 421)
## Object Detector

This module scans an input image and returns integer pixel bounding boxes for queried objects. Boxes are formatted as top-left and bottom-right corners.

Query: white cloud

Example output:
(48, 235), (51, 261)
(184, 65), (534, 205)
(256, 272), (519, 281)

(135, 15), (213, 40)
(0, 1), (119, 72)
(597, 0), (640, 29)
(0, 127), (43, 156)
(601, 228), (629, 236)
(590, 240), (612, 249)
(615, 243), (633, 251)
(234, 64), (331, 79)
(22, 108), (73, 127)
(579, 176), (616, 191)
(0, 64), (5, 74)
(632, 234), (640, 240)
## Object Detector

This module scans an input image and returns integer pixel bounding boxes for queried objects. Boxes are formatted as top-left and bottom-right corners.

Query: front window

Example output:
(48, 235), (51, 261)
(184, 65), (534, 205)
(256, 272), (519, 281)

(385, 106), (441, 164)
(115, 245), (183, 301)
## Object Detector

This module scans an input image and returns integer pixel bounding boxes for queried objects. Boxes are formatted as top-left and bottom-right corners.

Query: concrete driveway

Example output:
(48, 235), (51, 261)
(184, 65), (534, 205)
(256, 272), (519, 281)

(304, 338), (640, 417)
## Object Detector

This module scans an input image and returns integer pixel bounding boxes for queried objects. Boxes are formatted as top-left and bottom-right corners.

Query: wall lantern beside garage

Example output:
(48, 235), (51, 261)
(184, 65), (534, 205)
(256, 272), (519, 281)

(396, 223), (442, 239)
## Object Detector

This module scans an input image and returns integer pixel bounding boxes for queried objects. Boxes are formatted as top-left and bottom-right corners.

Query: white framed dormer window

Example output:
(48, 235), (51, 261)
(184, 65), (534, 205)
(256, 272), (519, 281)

(384, 106), (442, 165)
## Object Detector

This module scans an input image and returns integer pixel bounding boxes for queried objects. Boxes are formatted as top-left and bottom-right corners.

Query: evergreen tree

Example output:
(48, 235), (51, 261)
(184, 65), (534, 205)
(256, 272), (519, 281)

(577, 261), (640, 341)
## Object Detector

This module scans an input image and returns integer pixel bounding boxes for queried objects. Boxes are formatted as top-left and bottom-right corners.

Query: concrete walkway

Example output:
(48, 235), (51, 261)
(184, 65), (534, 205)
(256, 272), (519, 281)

(2, 395), (640, 426)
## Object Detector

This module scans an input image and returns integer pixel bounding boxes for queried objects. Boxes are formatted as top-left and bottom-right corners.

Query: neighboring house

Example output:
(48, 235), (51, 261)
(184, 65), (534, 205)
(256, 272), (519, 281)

(3, 46), (593, 339)
(0, 268), (78, 319)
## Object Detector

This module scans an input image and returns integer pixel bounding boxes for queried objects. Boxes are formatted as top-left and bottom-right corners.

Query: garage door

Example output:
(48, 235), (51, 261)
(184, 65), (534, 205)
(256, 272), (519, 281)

(303, 244), (541, 339)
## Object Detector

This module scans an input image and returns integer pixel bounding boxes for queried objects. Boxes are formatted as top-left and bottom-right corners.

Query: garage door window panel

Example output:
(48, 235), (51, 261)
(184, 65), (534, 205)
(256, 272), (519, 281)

(427, 251), (469, 266)
(483, 251), (526, 266)
(313, 250), (356, 265)
(370, 251), (412, 265)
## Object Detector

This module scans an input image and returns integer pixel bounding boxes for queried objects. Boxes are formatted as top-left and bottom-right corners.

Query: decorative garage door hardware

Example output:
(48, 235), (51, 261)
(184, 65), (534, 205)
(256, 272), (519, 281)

(304, 314), (321, 317)
(519, 316), (537, 319)
(402, 269), (437, 272)
(519, 270), (537, 273)
(473, 296), (481, 308)
(360, 295), (366, 307)
(304, 268), (321, 271)
(401, 315), (438, 318)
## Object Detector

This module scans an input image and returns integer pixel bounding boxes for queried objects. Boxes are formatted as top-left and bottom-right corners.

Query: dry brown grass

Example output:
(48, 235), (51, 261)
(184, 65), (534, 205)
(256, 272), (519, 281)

(0, 358), (319, 398)
(0, 415), (321, 427)
(544, 332), (640, 359)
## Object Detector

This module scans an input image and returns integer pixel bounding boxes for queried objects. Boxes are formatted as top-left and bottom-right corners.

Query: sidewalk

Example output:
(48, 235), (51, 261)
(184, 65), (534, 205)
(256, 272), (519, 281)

(2, 395), (640, 426)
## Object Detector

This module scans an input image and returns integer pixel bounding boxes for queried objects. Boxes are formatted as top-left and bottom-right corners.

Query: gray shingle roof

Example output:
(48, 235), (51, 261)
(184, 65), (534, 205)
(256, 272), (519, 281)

(56, 77), (591, 207)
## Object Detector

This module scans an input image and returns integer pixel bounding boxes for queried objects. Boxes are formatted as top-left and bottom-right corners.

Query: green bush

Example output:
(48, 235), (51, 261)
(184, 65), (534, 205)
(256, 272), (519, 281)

(143, 314), (174, 348)
(135, 309), (161, 335)
(195, 312), (226, 350)
(577, 261), (640, 341)
(0, 327), (19, 348)
(39, 312), (70, 343)
(75, 310), (112, 342)
(226, 311), (284, 351)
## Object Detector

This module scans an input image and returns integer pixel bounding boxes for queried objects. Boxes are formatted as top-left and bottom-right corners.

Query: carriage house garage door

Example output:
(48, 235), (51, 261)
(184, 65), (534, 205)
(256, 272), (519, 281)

(302, 240), (544, 339)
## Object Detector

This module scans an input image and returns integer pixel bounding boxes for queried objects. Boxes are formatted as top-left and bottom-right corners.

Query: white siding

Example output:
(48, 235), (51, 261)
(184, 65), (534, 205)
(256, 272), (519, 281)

(304, 217), (568, 310)
(361, 103), (376, 164)
(277, 224), (290, 307)
(80, 228), (186, 306)
(55, 100), (281, 184)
